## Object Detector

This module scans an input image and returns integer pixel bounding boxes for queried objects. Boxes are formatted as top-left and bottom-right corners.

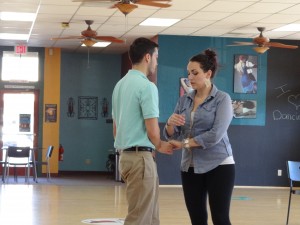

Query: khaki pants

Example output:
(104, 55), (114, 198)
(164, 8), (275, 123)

(119, 151), (159, 225)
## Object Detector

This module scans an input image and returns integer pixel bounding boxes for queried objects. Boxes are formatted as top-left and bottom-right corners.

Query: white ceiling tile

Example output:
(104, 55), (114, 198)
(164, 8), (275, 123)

(241, 2), (294, 13)
(150, 10), (195, 19)
(36, 14), (73, 23)
(259, 14), (300, 23)
(261, 0), (300, 3)
(223, 13), (271, 23)
(280, 4), (300, 14)
(75, 6), (117, 16)
(39, 5), (79, 14)
(1, 0), (40, 3)
(41, 0), (76, 4)
(168, 0), (214, 11)
(192, 27), (230, 36)
(187, 11), (232, 20)
(201, 1), (255, 12)
(0, 3), (39, 12)
(128, 25), (166, 34)
(173, 19), (215, 28)
(160, 27), (200, 35)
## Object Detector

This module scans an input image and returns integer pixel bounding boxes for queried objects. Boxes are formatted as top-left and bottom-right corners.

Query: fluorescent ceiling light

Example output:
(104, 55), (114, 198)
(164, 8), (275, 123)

(82, 42), (111, 47)
(140, 18), (180, 27)
(273, 24), (300, 32)
(0, 33), (28, 40)
(0, 12), (35, 22)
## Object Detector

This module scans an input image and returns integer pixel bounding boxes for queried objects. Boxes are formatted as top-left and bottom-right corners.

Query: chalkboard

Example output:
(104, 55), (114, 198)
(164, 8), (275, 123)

(231, 40), (300, 186)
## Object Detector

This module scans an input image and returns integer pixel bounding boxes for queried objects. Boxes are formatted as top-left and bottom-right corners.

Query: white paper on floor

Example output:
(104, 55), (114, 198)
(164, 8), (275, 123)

(82, 218), (124, 224)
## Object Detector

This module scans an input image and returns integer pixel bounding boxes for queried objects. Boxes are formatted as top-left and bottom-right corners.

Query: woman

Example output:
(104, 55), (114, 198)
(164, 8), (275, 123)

(164, 49), (235, 225)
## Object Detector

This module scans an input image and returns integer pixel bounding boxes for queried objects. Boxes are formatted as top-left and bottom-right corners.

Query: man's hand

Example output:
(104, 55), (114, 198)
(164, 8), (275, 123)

(157, 141), (174, 155)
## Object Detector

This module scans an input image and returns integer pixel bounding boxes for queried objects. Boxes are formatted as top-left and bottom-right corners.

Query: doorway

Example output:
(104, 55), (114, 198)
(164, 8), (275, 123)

(0, 90), (39, 170)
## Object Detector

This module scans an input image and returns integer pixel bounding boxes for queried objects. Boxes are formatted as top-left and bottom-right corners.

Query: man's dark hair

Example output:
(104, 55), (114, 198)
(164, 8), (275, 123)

(129, 37), (159, 65)
(243, 100), (255, 109)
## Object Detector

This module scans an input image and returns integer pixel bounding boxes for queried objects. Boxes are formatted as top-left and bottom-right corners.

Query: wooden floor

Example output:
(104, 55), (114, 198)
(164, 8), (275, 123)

(0, 174), (299, 225)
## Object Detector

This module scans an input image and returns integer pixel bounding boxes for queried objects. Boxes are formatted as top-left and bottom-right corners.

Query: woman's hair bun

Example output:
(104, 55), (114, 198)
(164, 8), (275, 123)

(204, 49), (216, 58)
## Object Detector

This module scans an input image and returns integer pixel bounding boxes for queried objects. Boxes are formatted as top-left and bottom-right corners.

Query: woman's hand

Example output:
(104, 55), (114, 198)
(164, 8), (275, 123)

(167, 113), (185, 127)
(168, 140), (183, 150)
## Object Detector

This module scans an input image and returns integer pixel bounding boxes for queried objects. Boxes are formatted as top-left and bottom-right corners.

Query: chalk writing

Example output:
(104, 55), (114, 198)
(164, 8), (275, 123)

(275, 84), (291, 98)
(288, 94), (300, 110)
(273, 110), (300, 120)
(273, 84), (300, 121)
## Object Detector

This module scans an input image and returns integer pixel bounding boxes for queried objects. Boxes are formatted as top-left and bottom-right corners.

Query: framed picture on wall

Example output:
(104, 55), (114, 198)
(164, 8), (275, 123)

(45, 104), (57, 122)
(233, 54), (258, 94)
(232, 100), (257, 118)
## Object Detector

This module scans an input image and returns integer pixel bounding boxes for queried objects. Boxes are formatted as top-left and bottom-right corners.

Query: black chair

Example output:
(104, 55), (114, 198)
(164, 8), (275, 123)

(35, 146), (54, 181)
(4, 146), (31, 183)
(0, 158), (7, 182)
(286, 160), (300, 225)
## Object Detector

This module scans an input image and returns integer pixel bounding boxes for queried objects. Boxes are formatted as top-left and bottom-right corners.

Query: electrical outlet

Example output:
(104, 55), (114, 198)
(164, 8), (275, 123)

(278, 169), (282, 176)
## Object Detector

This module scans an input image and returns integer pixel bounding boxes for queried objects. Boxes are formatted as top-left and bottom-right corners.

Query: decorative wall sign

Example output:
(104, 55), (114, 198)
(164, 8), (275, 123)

(67, 97), (75, 117)
(45, 104), (57, 122)
(78, 96), (98, 120)
(101, 98), (109, 117)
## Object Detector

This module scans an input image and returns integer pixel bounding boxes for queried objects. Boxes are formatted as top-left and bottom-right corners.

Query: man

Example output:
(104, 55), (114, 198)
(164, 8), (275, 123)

(112, 37), (173, 225)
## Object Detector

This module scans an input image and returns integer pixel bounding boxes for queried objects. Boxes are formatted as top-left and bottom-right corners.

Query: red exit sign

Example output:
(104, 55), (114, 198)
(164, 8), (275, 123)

(14, 45), (27, 54)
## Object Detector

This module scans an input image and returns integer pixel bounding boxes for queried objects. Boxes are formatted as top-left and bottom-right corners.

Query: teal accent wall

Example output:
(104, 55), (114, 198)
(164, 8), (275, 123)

(157, 35), (267, 126)
(59, 52), (121, 171)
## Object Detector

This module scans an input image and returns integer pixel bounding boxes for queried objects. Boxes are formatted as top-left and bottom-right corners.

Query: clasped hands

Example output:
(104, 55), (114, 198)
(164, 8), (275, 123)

(158, 113), (186, 155)
(158, 140), (185, 155)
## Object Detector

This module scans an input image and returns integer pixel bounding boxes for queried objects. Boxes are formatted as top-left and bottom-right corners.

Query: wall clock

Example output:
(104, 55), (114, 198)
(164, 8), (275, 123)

(78, 96), (98, 120)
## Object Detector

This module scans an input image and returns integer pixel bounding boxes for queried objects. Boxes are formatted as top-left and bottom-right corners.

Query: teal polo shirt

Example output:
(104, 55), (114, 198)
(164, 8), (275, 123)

(112, 69), (159, 149)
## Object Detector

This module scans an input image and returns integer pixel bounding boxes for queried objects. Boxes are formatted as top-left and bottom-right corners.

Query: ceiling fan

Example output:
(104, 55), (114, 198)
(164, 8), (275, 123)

(228, 27), (298, 54)
(51, 20), (125, 47)
(72, 0), (172, 15)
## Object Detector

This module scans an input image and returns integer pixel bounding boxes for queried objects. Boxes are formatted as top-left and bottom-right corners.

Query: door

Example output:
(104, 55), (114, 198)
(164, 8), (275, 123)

(0, 90), (39, 173)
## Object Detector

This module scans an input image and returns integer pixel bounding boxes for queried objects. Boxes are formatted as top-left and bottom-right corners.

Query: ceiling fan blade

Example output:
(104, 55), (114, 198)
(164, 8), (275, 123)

(265, 42), (298, 49)
(51, 36), (84, 40)
(94, 36), (125, 43)
(227, 41), (255, 46)
(136, 0), (171, 8)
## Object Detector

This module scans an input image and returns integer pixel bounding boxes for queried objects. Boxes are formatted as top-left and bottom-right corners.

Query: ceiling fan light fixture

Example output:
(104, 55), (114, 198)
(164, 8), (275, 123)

(253, 46), (269, 54)
(81, 39), (96, 47)
(115, 3), (138, 15)
(92, 42), (111, 47)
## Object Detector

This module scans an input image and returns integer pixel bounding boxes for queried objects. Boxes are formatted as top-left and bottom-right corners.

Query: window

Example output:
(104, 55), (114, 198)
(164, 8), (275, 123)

(1, 51), (39, 82)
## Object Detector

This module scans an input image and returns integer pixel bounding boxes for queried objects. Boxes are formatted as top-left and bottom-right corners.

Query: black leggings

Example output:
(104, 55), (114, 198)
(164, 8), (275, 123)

(181, 164), (235, 225)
